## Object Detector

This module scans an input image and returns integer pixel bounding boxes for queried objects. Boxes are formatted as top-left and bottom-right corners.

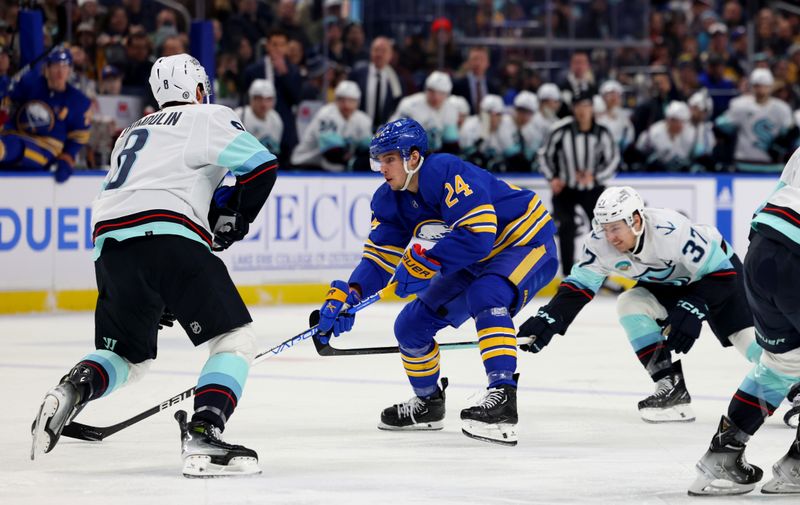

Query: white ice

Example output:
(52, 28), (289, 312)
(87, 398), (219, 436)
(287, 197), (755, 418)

(1, 297), (797, 505)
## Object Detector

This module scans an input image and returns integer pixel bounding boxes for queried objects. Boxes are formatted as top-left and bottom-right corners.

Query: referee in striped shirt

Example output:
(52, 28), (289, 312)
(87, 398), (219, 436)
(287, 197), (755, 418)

(538, 90), (620, 275)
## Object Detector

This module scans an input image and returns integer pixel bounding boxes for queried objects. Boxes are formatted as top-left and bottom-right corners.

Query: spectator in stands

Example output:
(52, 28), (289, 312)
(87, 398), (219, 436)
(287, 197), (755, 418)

(123, 0), (158, 33)
(596, 80), (635, 155)
(75, 21), (98, 67)
(224, 0), (271, 52)
(557, 51), (597, 116)
(728, 26), (749, 79)
(721, 0), (744, 30)
(634, 101), (700, 172)
(318, 18), (344, 64)
(98, 65), (122, 95)
(447, 94), (470, 128)
(68, 46), (97, 98)
(77, 0), (101, 28)
(342, 22), (369, 69)
(688, 89), (717, 171)
(674, 56), (702, 101)
(715, 68), (797, 173)
(287, 38), (305, 69)
(538, 90), (619, 276)
(391, 70), (460, 154)
(349, 36), (403, 132)
(0, 49), (91, 182)
(427, 17), (463, 74)
(787, 44), (800, 86)
(121, 32), (153, 95)
(275, 0), (311, 54)
(152, 9), (180, 51)
(291, 80), (372, 172)
(459, 94), (516, 172)
(453, 46), (501, 114)
(215, 53), (241, 102)
(160, 35), (186, 58)
(632, 68), (684, 135)
(244, 28), (303, 164)
(699, 54), (737, 118)
(529, 83), (561, 146)
(506, 90), (541, 172)
(102, 6), (130, 41)
(236, 79), (283, 156)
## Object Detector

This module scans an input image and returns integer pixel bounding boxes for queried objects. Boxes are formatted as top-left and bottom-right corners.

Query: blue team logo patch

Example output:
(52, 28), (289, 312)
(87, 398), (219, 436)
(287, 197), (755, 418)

(614, 260), (632, 271)
(17, 100), (56, 134)
(413, 220), (451, 242)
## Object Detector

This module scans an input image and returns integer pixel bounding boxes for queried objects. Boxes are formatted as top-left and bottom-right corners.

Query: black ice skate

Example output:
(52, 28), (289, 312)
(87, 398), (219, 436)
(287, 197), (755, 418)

(762, 422), (800, 494)
(378, 378), (448, 431)
(175, 410), (260, 478)
(638, 361), (695, 423)
(30, 363), (95, 460)
(688, 416), (763, 496)
(784, 382), (800, 429)
(460, 376), (518, 446)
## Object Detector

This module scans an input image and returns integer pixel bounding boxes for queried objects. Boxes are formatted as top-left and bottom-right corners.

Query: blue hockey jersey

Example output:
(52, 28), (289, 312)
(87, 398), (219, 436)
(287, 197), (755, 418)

(2, 72), (91, 168)
(349, 153), (556, 297)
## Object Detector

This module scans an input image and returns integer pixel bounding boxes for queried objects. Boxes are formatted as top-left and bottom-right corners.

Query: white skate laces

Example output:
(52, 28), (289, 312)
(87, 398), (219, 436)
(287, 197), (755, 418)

(396, 396), (425, 421)
(476, 389), (506, 410)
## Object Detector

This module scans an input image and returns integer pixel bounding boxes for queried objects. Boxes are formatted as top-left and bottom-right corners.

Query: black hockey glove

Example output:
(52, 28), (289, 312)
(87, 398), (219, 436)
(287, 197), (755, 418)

(658, 297), (707, 354)
(210, 207), (249, 251)
(517, 308), (561, 353)
(158, 308), (177, 330)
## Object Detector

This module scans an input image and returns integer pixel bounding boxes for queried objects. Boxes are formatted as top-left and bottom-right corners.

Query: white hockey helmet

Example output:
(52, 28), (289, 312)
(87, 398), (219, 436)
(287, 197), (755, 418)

(593, 186), (645, 233)
(513, 90), (539, 112)
(447, 94), (470, 116)
(665, 101), (690, 122)
(149, 53), (210, 108)
(334, 80), (362, 101)
(750, 68), (774, 88)
(480, 94), (505, 114)
(537, 83), (561, 102)
(688, 88), (713, 114)
(249, 78), (275, 98)
(425, 71), (452, 94)
(599, 79), (623, 96)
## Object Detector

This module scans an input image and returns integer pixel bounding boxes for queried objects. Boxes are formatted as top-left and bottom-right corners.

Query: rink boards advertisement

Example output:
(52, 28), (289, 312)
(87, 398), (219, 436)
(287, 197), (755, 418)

(0, 172), (775, 312)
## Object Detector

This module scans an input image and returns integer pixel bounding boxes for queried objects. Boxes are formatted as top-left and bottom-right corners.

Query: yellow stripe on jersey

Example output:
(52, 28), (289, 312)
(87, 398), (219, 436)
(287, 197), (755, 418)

(67, 130), (91, 143)
(482, 196), (552, 261)
(363, 240), (404, 274)
(508, 244), (547, 285)
(452, 204), (496, 227)
(24, 148), (48, 166)
(405, 363), (441, 377)
(477, 326), (514, 339)
(6, 131), (64, 156)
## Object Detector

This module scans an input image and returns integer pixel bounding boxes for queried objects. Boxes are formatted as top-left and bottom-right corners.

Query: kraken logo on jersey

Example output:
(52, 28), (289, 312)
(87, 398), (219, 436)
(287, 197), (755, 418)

(414, 219), (451, 241)
(17, 100), (55, 135)
(614, 260), (632, 271)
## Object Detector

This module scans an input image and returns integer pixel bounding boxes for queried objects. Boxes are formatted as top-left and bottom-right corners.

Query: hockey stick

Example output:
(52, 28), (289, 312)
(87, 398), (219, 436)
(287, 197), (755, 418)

(312, 336), (478, 356)
(60, 283), (397, 442)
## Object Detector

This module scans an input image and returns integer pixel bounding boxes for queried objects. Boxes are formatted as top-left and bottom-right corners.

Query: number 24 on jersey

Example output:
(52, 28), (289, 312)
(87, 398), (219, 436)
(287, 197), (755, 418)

(444, 175), (473, 208)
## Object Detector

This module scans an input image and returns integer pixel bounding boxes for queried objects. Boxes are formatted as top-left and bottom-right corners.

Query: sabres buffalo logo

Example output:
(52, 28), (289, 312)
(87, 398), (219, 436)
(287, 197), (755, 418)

(17, 100), (55, 135)
(414, 219), (451, 241)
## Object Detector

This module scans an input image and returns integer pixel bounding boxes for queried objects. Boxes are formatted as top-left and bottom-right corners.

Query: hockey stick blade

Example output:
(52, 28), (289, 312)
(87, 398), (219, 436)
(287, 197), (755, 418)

(60, 386), (196, 441)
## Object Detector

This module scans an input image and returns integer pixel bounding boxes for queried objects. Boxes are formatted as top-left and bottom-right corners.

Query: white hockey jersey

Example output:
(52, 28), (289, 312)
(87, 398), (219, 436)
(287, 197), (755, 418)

(235, 105), (283, 155)
(459, 113), (518, 160)
(597, 108), (634, 151)
(751, 146), (800, 251)
(390, 92), (459, 152)
(565, 207), (734, 294)
(290, 103), (372, 172)
(716, 95), (794, 171)
(530, 112), (557, 151)
(636, 120), (698, 170)
(92, 104), (276, 258)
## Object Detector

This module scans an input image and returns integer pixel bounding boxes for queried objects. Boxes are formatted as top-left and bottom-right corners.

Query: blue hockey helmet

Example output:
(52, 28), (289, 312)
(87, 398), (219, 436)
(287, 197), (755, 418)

(369, 117), (428, 162)
(369, 117), (428, 190)
(46, 47), (73, 66)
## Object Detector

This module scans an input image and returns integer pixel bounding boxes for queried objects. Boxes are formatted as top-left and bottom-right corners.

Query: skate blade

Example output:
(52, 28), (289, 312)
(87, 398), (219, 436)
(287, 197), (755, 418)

(30, 395), (59, 460)
(461, 420), (517, 446)
(182, 455), (262, 478)
(687, 475), (756, 496)
(377, 420), (443, 431)
(761, 477), (800, 494)
(639, 404), (695, 423)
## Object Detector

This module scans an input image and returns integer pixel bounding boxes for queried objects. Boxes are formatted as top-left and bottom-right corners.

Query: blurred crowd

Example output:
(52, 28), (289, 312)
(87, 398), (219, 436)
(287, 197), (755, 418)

(0, 0), (799, 176)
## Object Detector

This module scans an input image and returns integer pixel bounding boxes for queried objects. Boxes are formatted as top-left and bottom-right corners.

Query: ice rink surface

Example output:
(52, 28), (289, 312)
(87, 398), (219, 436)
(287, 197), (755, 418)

(2, 297), (798, 505)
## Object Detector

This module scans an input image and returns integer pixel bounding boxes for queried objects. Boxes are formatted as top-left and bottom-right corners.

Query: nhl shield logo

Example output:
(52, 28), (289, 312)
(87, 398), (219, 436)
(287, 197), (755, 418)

(190, 321), (202, 334)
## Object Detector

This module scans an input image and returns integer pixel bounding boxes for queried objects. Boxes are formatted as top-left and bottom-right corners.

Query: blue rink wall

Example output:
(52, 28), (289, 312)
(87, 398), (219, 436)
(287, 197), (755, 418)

(0, 171), (778, 313)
